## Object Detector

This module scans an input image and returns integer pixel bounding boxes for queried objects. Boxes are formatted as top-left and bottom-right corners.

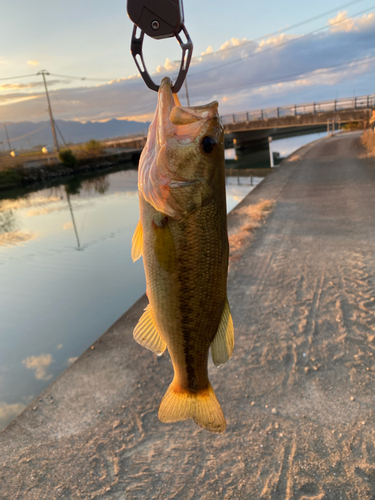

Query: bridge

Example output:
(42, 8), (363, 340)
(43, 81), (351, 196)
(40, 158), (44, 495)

(104, 94), (375, 154)
(221, 94), (375, 151)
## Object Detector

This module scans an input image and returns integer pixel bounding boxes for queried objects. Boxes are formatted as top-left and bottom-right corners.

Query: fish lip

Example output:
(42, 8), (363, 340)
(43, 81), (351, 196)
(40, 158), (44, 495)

(157, 77), (176, 143)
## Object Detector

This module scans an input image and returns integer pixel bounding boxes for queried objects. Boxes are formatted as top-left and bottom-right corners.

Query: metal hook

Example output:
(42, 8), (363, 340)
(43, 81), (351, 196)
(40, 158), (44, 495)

(130, 24), (193, 93)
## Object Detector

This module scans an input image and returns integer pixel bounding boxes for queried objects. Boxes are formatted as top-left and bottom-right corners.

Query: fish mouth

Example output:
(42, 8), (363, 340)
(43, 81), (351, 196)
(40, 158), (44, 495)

(157, 78), (178, 145)
(158, 77), (219, 140)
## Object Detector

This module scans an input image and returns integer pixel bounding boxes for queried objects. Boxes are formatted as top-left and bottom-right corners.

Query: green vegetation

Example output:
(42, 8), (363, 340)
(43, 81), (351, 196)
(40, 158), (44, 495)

(342, 122), (363, 131)
(58, 149), (78, 168)
(84, 139), (104, 157)
(0, 168), (23, 188)
(362, 129), (375, 156)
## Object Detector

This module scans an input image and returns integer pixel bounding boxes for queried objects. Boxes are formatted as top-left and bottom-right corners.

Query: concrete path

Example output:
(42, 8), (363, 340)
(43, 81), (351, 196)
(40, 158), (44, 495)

(2, 131), (375, 499)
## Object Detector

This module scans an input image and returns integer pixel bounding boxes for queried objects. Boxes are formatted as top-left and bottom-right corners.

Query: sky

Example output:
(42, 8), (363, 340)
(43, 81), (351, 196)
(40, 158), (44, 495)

(1, 0), (375, 124)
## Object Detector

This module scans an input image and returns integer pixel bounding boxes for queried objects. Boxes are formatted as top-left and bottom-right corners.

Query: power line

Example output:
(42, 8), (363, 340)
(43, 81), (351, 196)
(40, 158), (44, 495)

(195, 0), (369, 60)
(4, 123), (49, 142)
(188, 4), (375, 78)
(0, 2), (373, 87)
(0, 72), (110, 85)
(48, 73), (109, 82)
(190, 54), (375, 98)
(0, 3), (373, 89)
(0, 73), (39, 82)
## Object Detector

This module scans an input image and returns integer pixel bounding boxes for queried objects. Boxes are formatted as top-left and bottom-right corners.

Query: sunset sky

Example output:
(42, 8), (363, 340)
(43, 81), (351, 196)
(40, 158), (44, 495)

(1, 0), (375, 124)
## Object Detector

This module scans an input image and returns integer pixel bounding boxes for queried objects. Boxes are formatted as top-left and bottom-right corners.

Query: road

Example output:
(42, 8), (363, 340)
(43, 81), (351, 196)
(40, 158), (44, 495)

(1, 131), (375, 499)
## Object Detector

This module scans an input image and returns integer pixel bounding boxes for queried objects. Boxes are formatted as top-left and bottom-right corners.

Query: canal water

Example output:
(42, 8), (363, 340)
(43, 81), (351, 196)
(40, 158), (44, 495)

(0, 131), (324, 430)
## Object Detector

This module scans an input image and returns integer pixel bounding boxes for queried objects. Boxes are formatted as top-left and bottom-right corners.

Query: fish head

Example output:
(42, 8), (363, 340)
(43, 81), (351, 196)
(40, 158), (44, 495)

(138, 77), (224, 218)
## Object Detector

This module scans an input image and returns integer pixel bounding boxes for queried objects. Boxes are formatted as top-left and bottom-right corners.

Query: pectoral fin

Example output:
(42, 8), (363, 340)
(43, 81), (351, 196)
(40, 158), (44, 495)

(211, 299), (234, 367)
(131, 220), (143, 262)
(133, 304), (166, 356)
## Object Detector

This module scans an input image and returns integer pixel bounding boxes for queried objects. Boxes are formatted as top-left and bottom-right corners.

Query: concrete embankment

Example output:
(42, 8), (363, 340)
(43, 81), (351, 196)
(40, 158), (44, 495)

(0, 148), (142, 191)
(2, 131), (375, 499)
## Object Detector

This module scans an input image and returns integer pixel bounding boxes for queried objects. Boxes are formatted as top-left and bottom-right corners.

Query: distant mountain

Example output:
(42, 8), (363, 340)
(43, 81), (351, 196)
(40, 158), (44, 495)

(0, 119), (150, 151)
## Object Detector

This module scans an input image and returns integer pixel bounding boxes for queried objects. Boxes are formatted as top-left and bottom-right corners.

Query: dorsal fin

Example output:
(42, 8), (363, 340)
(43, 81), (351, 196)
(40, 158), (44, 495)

(211, 299), (234, 367)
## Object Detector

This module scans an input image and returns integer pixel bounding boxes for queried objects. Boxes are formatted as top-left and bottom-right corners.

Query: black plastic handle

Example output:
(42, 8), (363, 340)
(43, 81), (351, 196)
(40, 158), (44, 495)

(127, 0), (184, 40)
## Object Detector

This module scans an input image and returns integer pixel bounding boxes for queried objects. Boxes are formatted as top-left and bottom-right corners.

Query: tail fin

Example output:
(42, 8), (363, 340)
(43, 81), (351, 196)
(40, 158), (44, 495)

(158, 381), (226, 433)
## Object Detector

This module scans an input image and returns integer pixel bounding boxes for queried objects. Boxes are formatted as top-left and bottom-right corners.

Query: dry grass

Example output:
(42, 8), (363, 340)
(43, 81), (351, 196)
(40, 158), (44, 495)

(287, 154), (301, 162)
(361, 129), (375, 156)
(236, 199), (275, 220)
(229, 199), (275, 260)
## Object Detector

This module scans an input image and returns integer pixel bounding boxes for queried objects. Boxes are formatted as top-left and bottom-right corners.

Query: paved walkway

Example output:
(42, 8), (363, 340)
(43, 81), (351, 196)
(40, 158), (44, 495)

(2, 131), (375, 499)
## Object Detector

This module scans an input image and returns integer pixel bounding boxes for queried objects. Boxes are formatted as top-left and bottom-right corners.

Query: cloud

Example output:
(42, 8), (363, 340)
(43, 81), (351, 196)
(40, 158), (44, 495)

(27, 60), (40, 66)
(67, 357), (78, 365)
(0, 231), (38, 247)
(201, 46), (213, 56)
(0, 80), (64, 102)
(257, 33), (298, 50)
(26, 206), (65, 217)
(0, 196), (61, 212)
(155, 57), (180, 74)
(63, 222), (73, 230)
(328, 11), (375, 33)
(220, 37), (247, 51)
(0, 81), (49, 91)
(57, 344), (63, 349)
(0, 195), (65, 219)
(0, 9), (375, 123)
(22, 354), (54, 381)
(0, 402), (26, 430)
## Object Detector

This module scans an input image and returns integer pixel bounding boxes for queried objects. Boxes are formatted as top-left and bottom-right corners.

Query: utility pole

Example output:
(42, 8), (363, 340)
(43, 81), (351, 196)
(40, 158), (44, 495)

(37, 70), (59, 152)
(3, 123), (11, 152)
(268, 136), (274, 168)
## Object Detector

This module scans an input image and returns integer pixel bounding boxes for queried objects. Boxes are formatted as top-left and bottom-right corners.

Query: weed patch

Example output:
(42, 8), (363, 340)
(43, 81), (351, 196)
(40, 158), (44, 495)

(229, 199), (275, 261)
(361, 130), (375, 156)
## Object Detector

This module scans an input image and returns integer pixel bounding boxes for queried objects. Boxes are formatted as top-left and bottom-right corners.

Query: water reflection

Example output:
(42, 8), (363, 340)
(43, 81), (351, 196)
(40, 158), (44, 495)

(225, 131), (327, 169)
(0, 169), (145, 431)
(0, 153), (274, 431)
(0, 162), (268, 431)
(66, 191), (81, 250)
(0, 402), (26, 430)
(22, 354), (54, 381)
(0, 131), (330, 431)
(0, 209), (16, 234)
(0, 205), (40, 247)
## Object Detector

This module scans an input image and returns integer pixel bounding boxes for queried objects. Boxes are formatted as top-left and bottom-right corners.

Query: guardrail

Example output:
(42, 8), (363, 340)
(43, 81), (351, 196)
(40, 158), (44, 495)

(221, 94), (375, 125)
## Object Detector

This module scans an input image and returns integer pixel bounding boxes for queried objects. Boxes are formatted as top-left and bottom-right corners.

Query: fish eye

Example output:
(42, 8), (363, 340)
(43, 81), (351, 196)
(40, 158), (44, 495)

(201, 136), (216, 154)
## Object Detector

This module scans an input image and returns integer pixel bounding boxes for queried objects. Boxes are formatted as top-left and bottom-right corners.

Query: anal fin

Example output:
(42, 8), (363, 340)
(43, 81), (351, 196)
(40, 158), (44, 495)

(133, 304), (166, 356)
(131, 220), (143, 262)
(211, 299), (234, 367)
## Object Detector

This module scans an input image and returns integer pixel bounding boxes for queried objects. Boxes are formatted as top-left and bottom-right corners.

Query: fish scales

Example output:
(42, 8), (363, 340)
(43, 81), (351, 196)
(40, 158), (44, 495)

(132, 77), (234, 433)
(141, 196), (228, 390)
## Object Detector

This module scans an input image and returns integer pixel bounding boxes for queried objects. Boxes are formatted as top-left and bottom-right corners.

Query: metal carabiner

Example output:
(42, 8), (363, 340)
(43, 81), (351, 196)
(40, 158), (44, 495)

(130, 24), (192, 93)
(127, 0), (193, 93)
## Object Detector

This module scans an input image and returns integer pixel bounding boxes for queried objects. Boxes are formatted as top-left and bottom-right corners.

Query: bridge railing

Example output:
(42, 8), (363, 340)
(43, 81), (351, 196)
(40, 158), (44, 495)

(221, 94), (375, 125)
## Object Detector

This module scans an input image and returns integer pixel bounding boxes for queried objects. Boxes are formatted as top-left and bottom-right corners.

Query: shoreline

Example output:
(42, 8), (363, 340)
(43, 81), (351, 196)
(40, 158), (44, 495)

(3, 133), (375, 497)
(0, 149), (142, 192)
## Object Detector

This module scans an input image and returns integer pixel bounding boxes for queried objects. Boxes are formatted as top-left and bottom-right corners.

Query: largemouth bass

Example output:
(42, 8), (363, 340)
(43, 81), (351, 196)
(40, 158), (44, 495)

(132, 77), (234, 433)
